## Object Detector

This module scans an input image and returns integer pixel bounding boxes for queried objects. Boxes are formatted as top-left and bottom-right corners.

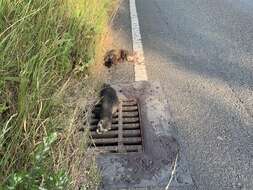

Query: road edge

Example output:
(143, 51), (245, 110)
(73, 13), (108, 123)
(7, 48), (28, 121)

(129, 0), (148, 81)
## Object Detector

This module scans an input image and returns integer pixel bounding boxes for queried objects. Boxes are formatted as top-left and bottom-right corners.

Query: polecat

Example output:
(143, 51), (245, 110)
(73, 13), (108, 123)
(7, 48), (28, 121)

(96, 84), (120, 134)
(104, 49), (141, 68)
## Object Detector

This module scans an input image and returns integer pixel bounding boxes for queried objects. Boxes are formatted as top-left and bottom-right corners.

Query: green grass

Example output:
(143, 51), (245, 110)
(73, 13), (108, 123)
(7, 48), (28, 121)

(0, 0), (112, 189)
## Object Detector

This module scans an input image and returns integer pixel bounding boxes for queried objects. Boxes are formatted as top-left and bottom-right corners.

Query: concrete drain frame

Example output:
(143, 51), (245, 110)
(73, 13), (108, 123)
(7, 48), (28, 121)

(89, 99), (144, 154)
(86, 81), (195, 190)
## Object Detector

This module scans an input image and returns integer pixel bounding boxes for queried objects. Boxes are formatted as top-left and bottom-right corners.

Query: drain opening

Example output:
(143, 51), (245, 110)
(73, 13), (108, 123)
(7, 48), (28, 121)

(88, 99), (143, 153)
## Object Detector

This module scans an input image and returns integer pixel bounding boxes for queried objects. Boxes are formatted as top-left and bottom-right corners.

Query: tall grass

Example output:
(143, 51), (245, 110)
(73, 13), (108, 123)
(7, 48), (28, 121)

(0, 0), (111, 189)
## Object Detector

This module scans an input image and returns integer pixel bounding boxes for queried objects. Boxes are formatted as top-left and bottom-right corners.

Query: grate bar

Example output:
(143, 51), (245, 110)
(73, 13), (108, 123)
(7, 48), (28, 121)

(90, 137), (142, 145)
(91, 131), (118, 139)
(90, 123), (140, 131)
(95, 145), (142, 153)
(122, 101), (138, 106)
(123, 123), (140, 129)
(123, 117), (139, 123)
(123, 130), (141, 137)
(90, 118), (118, 124)
(117, 101), (124, 153)
(96, 146), (118, 152)
(122, 106), (138, 112)
(90, 123), (140, 130)
(91, 130), (141, 139)
(122, 111), (139, 117)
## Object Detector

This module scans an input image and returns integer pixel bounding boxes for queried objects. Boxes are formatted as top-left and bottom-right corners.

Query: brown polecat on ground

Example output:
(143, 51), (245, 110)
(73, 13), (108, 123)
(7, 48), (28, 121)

(104, 49), (141, 68)
(96, 84), (120, 134)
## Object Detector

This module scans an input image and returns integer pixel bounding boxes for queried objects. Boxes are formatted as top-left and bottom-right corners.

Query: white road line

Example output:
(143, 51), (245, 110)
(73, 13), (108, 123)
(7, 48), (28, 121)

(129, 0), (148, 81)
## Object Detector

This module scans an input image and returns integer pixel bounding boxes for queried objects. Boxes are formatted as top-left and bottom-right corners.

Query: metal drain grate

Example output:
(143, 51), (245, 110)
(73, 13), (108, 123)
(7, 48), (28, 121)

(88, 99), (143, 153)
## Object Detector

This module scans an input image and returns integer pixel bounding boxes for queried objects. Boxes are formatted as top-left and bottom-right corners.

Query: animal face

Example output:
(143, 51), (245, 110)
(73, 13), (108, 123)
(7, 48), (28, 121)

(104, 50), (117, 68)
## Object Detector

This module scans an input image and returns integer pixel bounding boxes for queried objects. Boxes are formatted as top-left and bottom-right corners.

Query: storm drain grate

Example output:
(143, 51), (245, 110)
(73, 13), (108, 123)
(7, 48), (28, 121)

(88, 99), (143, 153)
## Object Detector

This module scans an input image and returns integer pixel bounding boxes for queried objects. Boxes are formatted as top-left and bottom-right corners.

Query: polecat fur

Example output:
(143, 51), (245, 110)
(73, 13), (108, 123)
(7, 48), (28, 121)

(96, 84), (120, 134)
(104, 49), (141, 68)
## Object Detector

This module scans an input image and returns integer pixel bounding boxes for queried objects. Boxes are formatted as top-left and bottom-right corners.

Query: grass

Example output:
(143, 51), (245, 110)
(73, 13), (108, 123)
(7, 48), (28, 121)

(0, 0), (114, 189)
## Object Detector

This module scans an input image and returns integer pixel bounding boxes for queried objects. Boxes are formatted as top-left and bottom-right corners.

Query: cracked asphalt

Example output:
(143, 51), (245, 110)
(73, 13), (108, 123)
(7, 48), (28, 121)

(111, 0), (253, 189)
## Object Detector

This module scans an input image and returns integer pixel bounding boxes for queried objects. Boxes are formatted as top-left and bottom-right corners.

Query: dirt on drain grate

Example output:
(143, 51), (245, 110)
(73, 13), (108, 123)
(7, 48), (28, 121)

(88, 99), (143, 153)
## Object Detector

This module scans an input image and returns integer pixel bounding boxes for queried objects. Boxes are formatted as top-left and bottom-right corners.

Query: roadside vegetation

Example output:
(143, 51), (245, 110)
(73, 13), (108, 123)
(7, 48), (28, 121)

(0, 0), (115, 189)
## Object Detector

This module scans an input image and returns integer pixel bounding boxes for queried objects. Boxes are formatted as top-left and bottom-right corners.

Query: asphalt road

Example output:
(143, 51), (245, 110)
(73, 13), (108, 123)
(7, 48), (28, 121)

(134, 0), (253, 189)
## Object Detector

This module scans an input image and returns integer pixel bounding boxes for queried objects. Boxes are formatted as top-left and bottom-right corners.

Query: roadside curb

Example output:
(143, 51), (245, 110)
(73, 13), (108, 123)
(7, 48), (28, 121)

(129, 0), (148, 82)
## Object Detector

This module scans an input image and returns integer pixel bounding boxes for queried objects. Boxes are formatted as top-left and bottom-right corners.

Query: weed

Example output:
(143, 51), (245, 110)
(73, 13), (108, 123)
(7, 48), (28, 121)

(0, 0), (113, 189)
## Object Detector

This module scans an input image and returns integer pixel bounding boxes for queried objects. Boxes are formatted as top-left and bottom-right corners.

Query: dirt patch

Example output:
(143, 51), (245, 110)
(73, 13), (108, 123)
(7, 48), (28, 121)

(101, 0), (135, 83)
(95, 81), (194, 190)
